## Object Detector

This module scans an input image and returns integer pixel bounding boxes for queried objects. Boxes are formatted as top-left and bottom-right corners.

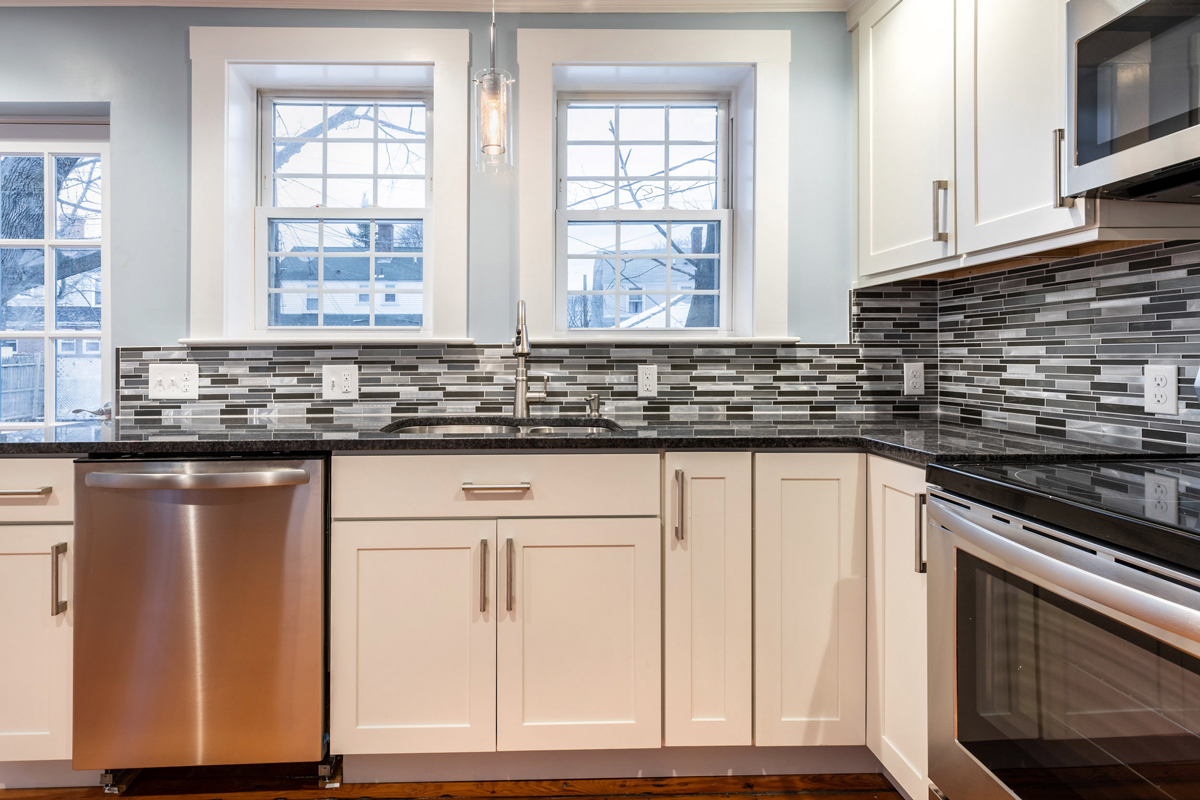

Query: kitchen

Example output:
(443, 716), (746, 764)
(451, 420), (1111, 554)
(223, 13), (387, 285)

(2, 1), (1200, 799)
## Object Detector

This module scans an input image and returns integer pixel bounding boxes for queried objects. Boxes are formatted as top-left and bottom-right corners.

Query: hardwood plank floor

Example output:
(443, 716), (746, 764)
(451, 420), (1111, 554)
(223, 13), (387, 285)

(2, 773), (902, 800)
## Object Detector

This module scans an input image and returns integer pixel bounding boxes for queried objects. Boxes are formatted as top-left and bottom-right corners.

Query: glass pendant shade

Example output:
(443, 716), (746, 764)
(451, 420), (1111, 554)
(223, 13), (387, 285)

(474, 68), (513, 173)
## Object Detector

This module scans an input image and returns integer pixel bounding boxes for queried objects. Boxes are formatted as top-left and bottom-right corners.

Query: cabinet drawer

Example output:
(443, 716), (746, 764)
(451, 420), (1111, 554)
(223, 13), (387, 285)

(332, 454), (660, 519)
(0, 459), (75, 523)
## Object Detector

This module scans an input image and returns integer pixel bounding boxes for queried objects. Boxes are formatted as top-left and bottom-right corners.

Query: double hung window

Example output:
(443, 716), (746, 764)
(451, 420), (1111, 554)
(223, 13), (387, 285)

(556, 98), (730, 331)
(0, 144), (106, 425)
(258, 95), (429, 329)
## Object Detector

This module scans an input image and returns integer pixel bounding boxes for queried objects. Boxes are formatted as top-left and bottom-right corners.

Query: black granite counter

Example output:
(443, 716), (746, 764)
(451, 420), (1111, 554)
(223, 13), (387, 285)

(0, 416), (1174, 465)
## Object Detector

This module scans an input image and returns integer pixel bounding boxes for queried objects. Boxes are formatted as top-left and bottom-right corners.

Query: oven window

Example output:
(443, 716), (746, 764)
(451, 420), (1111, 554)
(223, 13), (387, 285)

(957, 550), (1200, 799)
(1076, 0), (1200, 165)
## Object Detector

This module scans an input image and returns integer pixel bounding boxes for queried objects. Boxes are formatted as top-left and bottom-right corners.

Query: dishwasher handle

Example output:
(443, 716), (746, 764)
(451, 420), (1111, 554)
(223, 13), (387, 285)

(84, 468), (310, 491)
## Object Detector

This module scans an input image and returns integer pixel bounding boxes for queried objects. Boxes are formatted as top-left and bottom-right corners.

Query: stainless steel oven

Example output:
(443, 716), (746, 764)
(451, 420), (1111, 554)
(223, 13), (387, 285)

(927, 491), (1200, 800)
(1068, 0), (1200, 201)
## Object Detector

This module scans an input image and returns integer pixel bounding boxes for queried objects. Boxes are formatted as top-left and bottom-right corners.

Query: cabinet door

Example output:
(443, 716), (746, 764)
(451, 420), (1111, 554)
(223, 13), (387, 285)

(857, 0), (957, 277)
(866, 457), (930, 800)
(755, 453), (866, 746)
(663, 452), (752, 747)
(330, 519), (497, 754)
(497, 517), (661, 751)
(0, 525), (72, 762)
(955, 0), (1088, 254)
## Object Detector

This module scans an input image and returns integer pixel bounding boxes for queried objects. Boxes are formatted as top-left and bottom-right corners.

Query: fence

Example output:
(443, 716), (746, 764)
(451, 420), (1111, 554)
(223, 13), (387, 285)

(1, 355), (44, 422)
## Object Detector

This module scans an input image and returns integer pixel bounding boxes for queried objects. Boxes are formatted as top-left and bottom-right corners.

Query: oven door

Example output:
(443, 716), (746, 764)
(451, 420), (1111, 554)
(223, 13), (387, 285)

(1067, 0), (1200, 198)
(928, 494), (1200, 800)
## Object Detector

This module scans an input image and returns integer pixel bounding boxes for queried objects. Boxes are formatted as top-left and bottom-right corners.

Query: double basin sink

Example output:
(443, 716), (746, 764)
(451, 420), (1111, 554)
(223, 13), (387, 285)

(381, 416), (621, 437)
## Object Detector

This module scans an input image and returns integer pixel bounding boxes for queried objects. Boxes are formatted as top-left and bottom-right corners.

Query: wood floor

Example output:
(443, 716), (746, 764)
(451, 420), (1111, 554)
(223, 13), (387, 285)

(1, 773), (902, 800)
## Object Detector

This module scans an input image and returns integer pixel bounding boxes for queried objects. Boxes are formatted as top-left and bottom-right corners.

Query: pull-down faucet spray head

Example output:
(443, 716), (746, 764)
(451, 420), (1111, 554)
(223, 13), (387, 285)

(513, 299), (531, 357)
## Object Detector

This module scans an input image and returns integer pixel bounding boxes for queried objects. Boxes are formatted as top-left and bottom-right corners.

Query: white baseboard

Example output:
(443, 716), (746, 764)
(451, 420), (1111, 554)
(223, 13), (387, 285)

(344, 746), (883, 784)
(0, 761), (102, 790)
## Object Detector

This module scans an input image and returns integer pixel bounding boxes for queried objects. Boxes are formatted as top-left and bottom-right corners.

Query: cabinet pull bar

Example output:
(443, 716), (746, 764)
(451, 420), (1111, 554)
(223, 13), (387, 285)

(1053, 128), (1075, 209)
(506, 538), (515, 612)
(51, 542), (68, 616)
(462, 482), (531, 493)
(0, 486), (52, 497)
(674, 469), (685, 541)
(931, 180), (949, 242)
(480, 538), (489, 613)
(914, 493), (928, 574)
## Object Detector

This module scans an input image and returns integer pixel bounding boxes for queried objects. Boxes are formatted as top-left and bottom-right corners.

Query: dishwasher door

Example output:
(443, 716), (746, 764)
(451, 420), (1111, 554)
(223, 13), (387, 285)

(72, 458), (326, 770)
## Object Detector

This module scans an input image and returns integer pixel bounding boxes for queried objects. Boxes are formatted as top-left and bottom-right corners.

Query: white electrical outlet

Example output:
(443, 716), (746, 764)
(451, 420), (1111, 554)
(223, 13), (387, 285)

(637, 364), (658, 398)
(1145, 473), (1179, 526)
(902, 363), (925, 396)
(322, 364), (359, 400)
(148, 363), (199, 400)
(1144, 364), (1178, 414)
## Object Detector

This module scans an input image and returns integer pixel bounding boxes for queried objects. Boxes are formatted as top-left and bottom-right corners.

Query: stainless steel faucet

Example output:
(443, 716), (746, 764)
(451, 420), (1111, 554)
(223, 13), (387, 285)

(512, 300), (547, 417)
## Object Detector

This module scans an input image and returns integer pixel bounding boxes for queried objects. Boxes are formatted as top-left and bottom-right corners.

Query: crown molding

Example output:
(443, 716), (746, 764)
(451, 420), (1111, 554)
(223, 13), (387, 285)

(0, 0), (853, 11)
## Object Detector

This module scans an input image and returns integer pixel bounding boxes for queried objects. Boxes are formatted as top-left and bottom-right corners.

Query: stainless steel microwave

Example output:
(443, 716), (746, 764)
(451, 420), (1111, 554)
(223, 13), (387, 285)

(1068, 0), (1200, 202)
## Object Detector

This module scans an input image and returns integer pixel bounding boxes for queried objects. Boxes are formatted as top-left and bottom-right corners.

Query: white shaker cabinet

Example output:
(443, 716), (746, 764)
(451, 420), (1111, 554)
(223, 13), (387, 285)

(662, 452), (752, 747)
(330, 519), (498, 754)
(857, 0), (957, 278)
(955, 0), (1087, 254)
(0, 525), (73, 762)
(754, 453), (867, 746)
(866, 456), (930, 800)
(496, 517), (661, 752)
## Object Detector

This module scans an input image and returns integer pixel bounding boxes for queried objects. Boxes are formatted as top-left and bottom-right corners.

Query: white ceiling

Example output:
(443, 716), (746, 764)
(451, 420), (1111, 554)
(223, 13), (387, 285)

(0, 0), (854, 11)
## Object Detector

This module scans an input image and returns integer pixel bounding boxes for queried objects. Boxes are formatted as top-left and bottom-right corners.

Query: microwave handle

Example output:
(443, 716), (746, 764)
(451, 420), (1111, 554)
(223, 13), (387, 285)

(928, 499), (1200, 643)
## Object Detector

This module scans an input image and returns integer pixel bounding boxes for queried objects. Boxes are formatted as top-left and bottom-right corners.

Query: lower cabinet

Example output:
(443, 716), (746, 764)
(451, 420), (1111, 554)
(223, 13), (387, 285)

(0, 525), (73, 762)
(330, 519), (498, 754)
(663, 452), (752, 747)
(866, 456), (930, 800)
(331, 515), (660, 755)
(754, 453), (867, 746)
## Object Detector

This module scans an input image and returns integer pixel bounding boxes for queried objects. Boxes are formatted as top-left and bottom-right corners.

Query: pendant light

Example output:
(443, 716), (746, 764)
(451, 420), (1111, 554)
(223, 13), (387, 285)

(474, 0), (514, 173)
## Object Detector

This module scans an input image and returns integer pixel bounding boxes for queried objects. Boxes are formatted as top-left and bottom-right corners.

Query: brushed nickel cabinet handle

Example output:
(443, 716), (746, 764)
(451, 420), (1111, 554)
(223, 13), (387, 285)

(1054, 128), (1075, 209)
(675, 469), (686, 541)
(0, 486), (52, 497)
(506, 538), (515, 612)
(462, 482), (531, 493)
(932, 180), (949, 242)
(51, 542), (67, 617)
(914, 493), (928, 574)
(480, 539), (489, 613)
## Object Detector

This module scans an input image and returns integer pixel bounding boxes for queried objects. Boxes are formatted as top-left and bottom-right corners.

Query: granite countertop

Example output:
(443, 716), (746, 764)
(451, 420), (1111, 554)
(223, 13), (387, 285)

(0, 416), (1177, 466)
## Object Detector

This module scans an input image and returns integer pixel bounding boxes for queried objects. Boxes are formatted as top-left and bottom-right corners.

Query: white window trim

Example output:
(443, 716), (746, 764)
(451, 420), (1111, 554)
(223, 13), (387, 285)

(188, 26), (471, 344)
(0, 140), (111, 429)
(518, 28), (792, 342)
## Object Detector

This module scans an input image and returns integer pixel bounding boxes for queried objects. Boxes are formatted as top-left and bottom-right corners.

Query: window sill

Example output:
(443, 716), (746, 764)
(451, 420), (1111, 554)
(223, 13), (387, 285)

(530, 336), (802, 346)
(178, 336), (476, 346)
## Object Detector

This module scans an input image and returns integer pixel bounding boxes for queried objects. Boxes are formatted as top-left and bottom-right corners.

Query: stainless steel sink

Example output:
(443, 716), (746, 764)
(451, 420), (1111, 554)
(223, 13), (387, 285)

(391, 424), (522, 435)
(523, 426), (614, 436)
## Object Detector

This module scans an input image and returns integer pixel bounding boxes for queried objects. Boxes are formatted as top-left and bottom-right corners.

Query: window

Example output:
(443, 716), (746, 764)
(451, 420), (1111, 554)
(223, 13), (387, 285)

(556, 99), (730, 331)
(0, 144), (106, 425)
(258, 96), (429, 329)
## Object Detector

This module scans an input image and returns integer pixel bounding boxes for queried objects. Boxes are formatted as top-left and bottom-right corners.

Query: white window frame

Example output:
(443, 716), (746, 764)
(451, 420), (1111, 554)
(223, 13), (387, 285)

(256, 92), (433, 331)
(188, 26), (470, 344)
(519, 29), (792, 342)
(555, 95), (732, 333)
(0, 140), (110, 430)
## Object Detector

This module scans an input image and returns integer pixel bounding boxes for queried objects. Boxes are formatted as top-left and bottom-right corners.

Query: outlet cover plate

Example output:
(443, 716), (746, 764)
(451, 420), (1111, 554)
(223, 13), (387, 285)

(637, 364), (658, 398)
(902, 363), (925, 396)
(1144, 364), (1178, 414)
(1145, 473), (1180, 526)
(148, 363), (199, 400)
(322, 364), (359, 400)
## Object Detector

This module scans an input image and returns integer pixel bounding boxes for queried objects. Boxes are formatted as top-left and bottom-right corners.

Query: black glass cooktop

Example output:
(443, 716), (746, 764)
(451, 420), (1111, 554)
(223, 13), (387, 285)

(928, 459), (1200, 575)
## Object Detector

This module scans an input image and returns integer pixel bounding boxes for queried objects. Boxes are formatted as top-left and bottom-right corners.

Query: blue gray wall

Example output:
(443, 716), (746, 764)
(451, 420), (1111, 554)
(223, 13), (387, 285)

(0, 7), (852, 347)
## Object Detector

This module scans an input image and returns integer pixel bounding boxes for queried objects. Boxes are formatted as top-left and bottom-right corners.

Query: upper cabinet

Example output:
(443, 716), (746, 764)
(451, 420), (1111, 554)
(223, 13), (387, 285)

(856, 0), (957, 278)
(955, 0), (1088, 254)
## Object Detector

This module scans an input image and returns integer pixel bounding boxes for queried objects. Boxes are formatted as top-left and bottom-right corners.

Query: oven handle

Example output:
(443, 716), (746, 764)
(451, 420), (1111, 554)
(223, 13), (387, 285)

(929, 499), (1200, 643)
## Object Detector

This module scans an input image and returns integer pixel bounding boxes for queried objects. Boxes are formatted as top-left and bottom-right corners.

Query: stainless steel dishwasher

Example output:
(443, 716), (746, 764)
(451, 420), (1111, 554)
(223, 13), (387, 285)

(72, 457), (326, 771)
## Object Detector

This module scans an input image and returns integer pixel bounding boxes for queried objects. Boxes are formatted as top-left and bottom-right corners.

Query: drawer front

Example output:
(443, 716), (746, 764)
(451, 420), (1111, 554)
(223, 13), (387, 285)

(332, 454), (660, 519)
(0, 459), (75, 523)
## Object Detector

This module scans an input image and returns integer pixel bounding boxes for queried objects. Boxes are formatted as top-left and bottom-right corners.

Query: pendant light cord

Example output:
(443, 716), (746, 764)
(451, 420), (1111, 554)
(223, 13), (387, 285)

(489, 0), (497, 73)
